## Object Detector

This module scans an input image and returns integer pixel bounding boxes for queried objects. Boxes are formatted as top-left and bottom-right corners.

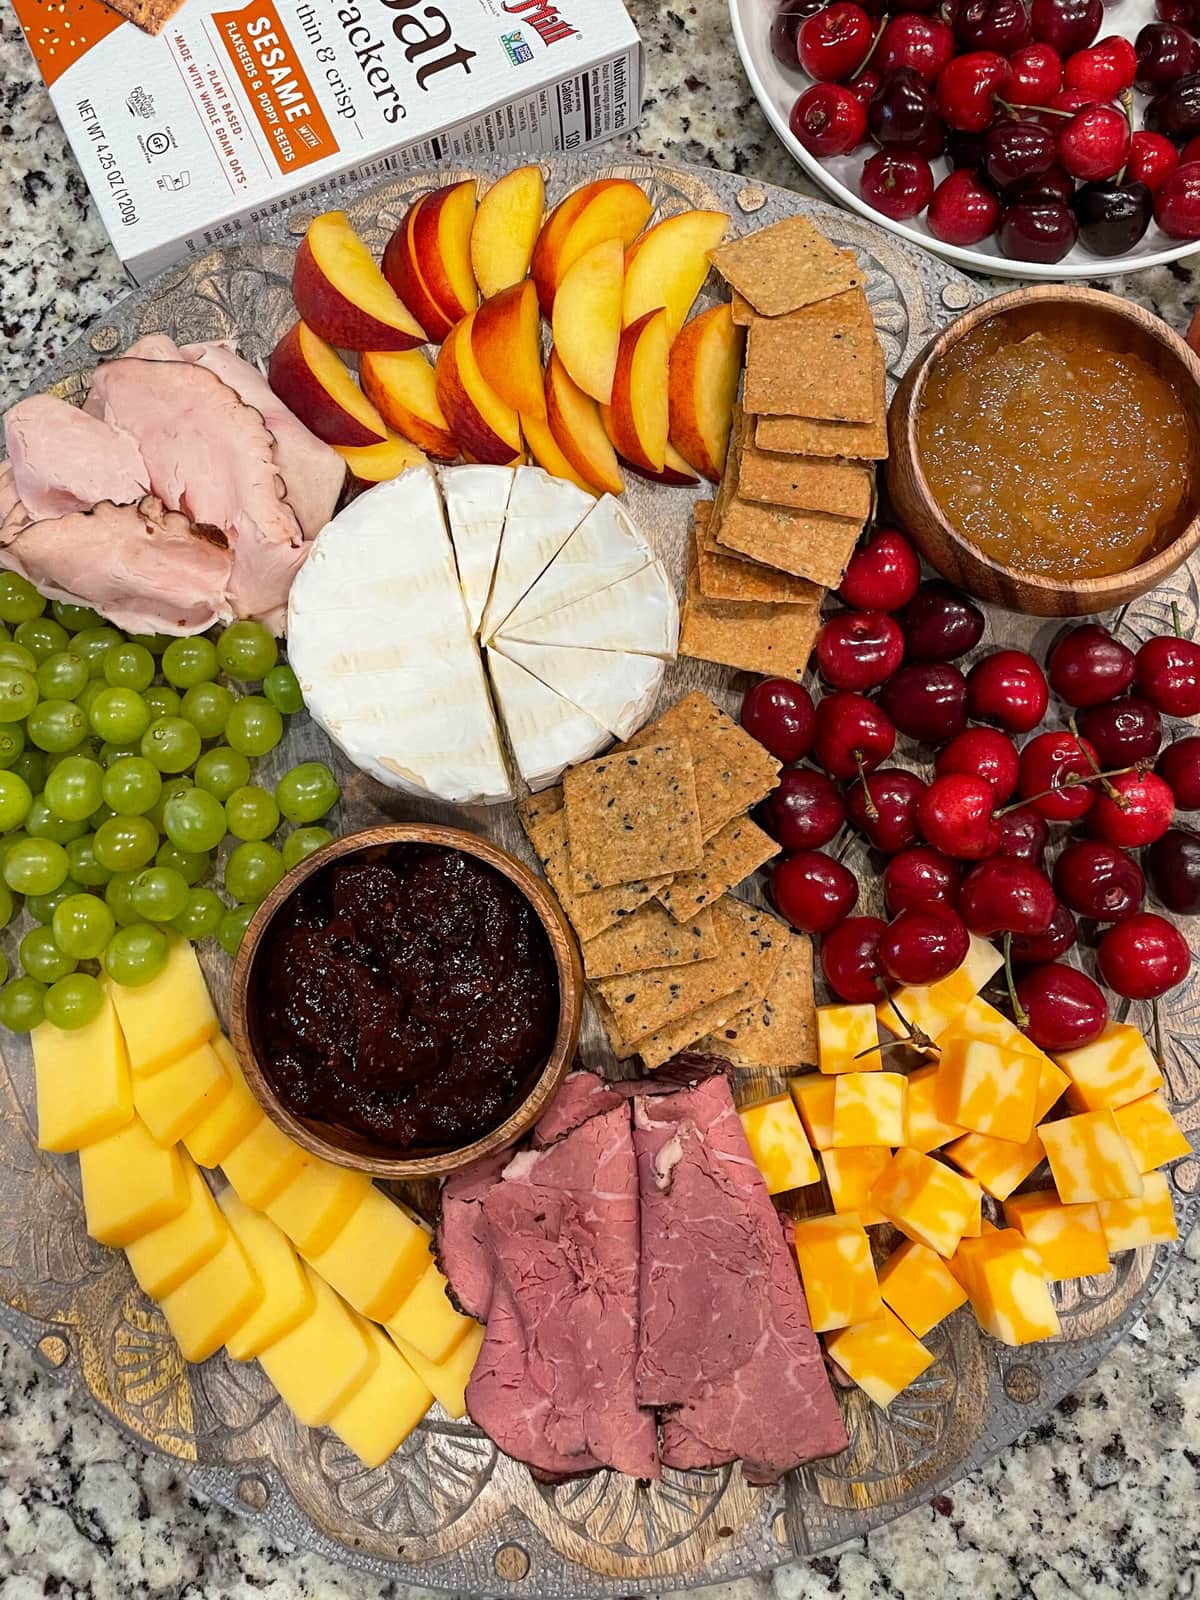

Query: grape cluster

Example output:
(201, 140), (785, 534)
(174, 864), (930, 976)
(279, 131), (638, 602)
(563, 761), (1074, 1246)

(0, 575), (340, 1034)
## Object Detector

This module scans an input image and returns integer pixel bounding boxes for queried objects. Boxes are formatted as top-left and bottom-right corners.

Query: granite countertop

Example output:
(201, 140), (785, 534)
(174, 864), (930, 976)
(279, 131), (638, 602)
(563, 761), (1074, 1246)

(0, 1), (1198, 1594)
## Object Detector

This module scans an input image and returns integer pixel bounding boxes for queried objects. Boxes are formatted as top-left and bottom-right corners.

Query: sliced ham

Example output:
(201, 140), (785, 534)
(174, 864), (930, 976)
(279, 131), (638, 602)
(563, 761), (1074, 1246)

(0, 463), (27, 541)
(4, 393), (148, 520)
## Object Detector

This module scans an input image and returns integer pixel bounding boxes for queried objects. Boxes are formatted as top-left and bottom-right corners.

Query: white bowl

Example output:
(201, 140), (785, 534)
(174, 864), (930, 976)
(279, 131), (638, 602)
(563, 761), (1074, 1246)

(729, 0), (1200, 277)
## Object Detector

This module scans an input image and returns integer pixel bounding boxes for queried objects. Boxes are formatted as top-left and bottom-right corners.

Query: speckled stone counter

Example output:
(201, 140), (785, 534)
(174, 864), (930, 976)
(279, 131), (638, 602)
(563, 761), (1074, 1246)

(0, 1), (1198, 1594)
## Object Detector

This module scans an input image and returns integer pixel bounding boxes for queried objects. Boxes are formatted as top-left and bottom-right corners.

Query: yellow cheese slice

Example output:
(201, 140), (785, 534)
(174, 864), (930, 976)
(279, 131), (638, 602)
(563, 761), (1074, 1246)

(824, 1305), (933, 1408)
(33, 992), (132, 1153)
(1113, 1091), (1190, 1173)
(159, 1229), (264, 1362)
(309, 1185), (431, 1323)
(1040, 1108), (1144, 1205)
(790, 1074), (836, 1149)
(386, 1250), (474, 1364)
(902, 1063), (965, 1153)
(222, 1116), (307, 1210)
(1001, 1189), (1111, 1280)
(870, 1147), (982, 1259)
(218, 1189), (316, 1361)
(1097, 1171), (1178, 1252)
(792, 1213), (882, 1333)
(80, 1116), (188, 1247)
(832, 1071), (906, 1148)
(265, 1156), (372, 1257)
(739, 1094), (819, 1193)
(933, 1036), (1041, 1144)
(183, 1039), (262, 1167)
(391, 1322), (484, 1420)
(822, 1146), (891, 1226)
(125, 1156), (227, 1300)
(1054, 1022), (1164, 1113)
(945, 1127), (1045, 1202)
(329, 1321), (433, 1468)
(258, 1266), (377, 1427)
(109, 939), (218, 1077)
(132, 1040), (230, 1147)
(877, 1237), (968, 1338)
(817, 1004), (880, 1074)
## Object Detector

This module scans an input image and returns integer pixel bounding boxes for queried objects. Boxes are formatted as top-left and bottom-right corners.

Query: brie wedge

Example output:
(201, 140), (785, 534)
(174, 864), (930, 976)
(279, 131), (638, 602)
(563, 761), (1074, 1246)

(498, 497), (653, 636)
(497, 562), (680, 658)
(439, 464), (513, 634)
(479, 467), (593, 642)
(494, 638), (664, 741)
(485, 648), (609, 792)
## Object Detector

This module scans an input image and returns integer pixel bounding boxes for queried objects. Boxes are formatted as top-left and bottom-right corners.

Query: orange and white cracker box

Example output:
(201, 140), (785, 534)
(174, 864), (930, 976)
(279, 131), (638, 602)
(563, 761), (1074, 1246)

(13, 0), (644, 283)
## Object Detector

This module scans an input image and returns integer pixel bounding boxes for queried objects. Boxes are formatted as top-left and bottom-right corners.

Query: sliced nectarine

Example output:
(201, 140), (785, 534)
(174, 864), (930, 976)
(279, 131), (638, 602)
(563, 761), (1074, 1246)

(411, 180), (479, 326)
(600, 309), (670, 475)
(544, 351), (624, 497)
(623, 210), (730, 339)
(360, 350), (459, 461)
(551, 238), (624, 406)
(624, 440), (700, 487)
(531, 179), (651, 315)
(668, 303), (744, 482)
(335, 432), (428, 484)
(292, 211), (426, 352)
(435, 316), (522, 466)
(471, 165), (545, 298)
(268, 322), (387, 448)
(382, 197), (454, 343)
(471, 281), (545, 421)
(520, 410), (598, 496)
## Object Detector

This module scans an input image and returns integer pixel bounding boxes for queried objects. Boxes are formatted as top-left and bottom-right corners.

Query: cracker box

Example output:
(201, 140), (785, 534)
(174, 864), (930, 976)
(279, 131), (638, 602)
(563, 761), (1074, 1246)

(13, 0), (643, 283)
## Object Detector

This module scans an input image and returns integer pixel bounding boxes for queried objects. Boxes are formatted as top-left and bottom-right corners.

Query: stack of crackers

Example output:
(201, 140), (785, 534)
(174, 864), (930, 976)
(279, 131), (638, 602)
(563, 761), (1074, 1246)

(518, 692), (816, 1071)
(679, 216), (889, 685)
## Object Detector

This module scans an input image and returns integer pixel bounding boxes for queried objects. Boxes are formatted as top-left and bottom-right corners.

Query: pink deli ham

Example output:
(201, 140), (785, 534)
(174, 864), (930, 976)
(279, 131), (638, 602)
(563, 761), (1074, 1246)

(4, 394), (149, 520)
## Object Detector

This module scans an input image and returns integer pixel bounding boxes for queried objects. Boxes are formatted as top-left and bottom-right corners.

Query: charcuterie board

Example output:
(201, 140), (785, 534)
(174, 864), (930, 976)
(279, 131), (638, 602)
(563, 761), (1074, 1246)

(0, 156), (1195, 1595)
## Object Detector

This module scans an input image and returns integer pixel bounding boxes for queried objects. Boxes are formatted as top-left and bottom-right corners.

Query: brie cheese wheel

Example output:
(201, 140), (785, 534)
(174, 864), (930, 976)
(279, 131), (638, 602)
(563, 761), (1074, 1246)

(485, 648), (610, 792)
(479, 468), (593, 642)
(439, 464), (513, 634)
(497, 562), (680, 658)
(494, 638), (664, 741)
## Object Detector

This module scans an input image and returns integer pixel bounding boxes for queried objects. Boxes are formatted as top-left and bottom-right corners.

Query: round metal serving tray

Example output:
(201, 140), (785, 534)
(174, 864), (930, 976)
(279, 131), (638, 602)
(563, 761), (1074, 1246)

(0, 157), (1195, 1596)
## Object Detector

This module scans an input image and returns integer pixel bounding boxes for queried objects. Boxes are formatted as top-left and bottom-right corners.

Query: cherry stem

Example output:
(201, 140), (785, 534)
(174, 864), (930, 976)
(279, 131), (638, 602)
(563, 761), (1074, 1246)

(1067, 715), (1128, 806)
(855, 753), (879, 820)
(1173, 600), (1183, 639)
(875, 979), (939, 1056)
(996, 97), (1073, 120)
(1002, 932), (1030, 1031)
(1115, 89), (1135, 185)
(1152, 998), (1166, 1072)
(993, 760), (1136, 817)
(850, 13), (888, 83)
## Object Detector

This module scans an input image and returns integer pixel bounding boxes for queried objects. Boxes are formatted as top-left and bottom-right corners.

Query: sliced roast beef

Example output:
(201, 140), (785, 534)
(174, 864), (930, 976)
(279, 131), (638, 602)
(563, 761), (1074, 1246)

(531, 1069), (626, 1146)
(4, 394), (149, 520)
(436, 1150), (509, 1322)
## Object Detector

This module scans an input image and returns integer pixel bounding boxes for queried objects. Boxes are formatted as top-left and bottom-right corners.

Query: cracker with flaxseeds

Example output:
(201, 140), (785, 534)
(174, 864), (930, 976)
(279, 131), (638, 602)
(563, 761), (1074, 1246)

(525, 809), (667, 942)
(709, 217), (863, 318)
(623, 691), (780, 841)
(656, 813), (780, 922)
(744, 322), (881, 422)
(680, 530), (821, 684)
(563, 742), (703, 891)
(736, 445), (875, 521)
(694, 501), (823, 605)
(580, 902), (718, 980)
(696, 932), (817, 1069)
(754, 408), (889, 462)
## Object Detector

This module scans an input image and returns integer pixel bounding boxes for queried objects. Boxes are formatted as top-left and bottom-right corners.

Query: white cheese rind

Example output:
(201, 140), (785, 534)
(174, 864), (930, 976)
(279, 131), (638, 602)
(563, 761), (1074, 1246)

(439, 464), (514, 634)
(497, 561), (680, 658)
(479, 466), (593, 642)
(497, 496), (653, 634)
(494, 638), (664, 741)
(485, 647), (609, 791)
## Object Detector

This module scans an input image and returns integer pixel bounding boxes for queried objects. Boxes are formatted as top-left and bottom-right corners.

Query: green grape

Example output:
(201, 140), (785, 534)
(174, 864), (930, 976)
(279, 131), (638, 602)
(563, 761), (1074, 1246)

(0, 881), (13, 929)
(72, 625), (122, 677)
(15, 617), (69, 662)
(0, 952), (7, 986)
(87, 804), (115, 831)
(150, 775), (192, 832)
(128, 632), (172, 656)
(102, 756), (162, 817)
(282, 826), (333, 871)
(276, 762), (339, 824)
(142, 716), (201, 775)
(99, 741), (140, 769)
(162, 635), (219, 688)
(155, 841), (210, 886)
(104, 871), (142, 928)
(218, 902), (257, 957)
(225, 696), (282, 758)
(0, 771), (32, 832)
(0, 724), (24, 770)
(65, 834), (111, 889)
(193, 745), (250, 801)
(225, 784), (279, 842)
(25, 879), (81, 924)
(104, 923), (169, 987)
(44, 737), (100, 774)
(3, 838), (68, 896)
(103, 642), (156, 692)
(10, 751), (44, 793)
(225, 840), (285, 904)
(262, 663), (304, 716)
(19, 926), (77, 983)
(76, 679), (107, 719)
(143, 685), (182, 721)
(0, 667), (39, 724)
(44, 755), (104, 822)
(52, 600), (104, 632)
(217, 621), (278, 681)
(0, 830), (28, 868)
(27, 699), (87, 754)
(181, 681), (234, 740)
(52, 892), (116, 960)
(93, 815), (159, 872)
(0, 573), (46, 624)
(24, 797), (87, 845)
(171, 886), (224, 941)
(0, 643), (37, 674)
(37, 650), (89, 701)
(43, 972), (104, 1030)
(88, 687), (151, 745)
(130, 867), (189, 923)
(0, 977), (46, 1032)
(163, 788), (226, 854)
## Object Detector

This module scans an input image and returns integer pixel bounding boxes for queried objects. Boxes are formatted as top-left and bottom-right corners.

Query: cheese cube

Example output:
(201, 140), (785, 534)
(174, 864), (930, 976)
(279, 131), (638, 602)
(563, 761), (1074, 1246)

(956, 996), (1046, 1056)
(945, 1128), (1045, 1201)
(739, 1095), (820, 1193)
(833, 1072), (906, 1148)
(80, 1116), (188, 1247)
(125, 1157), (227, 1300)
(1098, 1171), (1178, 1252)
(132, 1040), (230, 1147)
(954, 1227), (1060, 1345)
(183, 1040), (262, 1167)
(1054, 1022), (1164, 1113)
(822, 1147), (892, 1226)
(817, 1005), (880, 1074)
(110, 939), (218, 1077)
(33, 993), (132, 1152)
(259, 1267), (377, 1427)
(877, 1238), (968, 1337)
(329, 1321), (433, 1468)
(934, 1035), (1041, 1144)
(1034, 1057), (1071, 1122)
(790, 1074), (836, 1149)
(222, 1116), (307, 1210)
(1002, 1190), (1111, 1280)
(159, 1230), (264, 1362)
(824, 1306), (933, 1408)
(219, 1189), (315, 1360)
(392, 1322), (484, 1421)
(903, 1064), (966, 1153)
(1040, 1108), (1143, 1204)
(869, 1148), (982, 1259)
(265, 1156), (372, 1257)
(946, 1217), (999, 1287)
(386, 1249), (474, 1364)
(792, 1214), (882, 1332)
(876, 936), (1003, 1044)
(1113, 1092), (1190, 1173)
(310, 1185), (431, 1322)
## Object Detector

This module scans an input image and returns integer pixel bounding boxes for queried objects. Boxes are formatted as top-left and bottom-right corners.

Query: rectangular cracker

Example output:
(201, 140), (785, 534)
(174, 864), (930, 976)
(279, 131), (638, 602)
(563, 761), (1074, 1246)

(696, 932), (817, 1069)
(744, 323), (881, 421)
(709, 217), (863, 318)
(736, 446), (874, 520)
(526, 809), (667, 942)
(630, 982), (762, 1071)
(563, 741), (704, 890)
(754, 408), (889, 462)
(656, 814), (780, 922)
(695, 502), (821, 604)
(680, 531), (820, 685)
(580, 902), (718, 980)
(517, 786), (564, 843)
(732, 285), (874, 333)
(623, 691), (780, 841)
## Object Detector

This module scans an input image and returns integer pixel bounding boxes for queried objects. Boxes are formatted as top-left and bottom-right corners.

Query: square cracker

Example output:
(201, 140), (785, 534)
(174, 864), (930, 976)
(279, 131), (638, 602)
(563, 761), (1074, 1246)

(517, 787), (564, 842)
(680, 531), (820, 685)
(696, 932), (817, 1069)
(656, 813), (780, 922)
(580, 902), (718, 980)
(563, 741), (703, 890)
(736, 446), (874, 520)
(754, 408), (889, 462)
(732, 285), (874, 333)
(709, 217), (863, 318)
(100, 0), (185, 33)
(526, 809), (667, 942)
(623, 691), (780, 841)
(629, 982), (761, 1071)
(695, 502), (821, 605)
(745, 323), (881, 421)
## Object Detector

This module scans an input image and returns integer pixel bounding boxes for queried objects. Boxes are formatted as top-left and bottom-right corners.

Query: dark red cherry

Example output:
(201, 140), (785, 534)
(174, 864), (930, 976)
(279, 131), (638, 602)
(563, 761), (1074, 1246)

(1047, 623), (1136, 707)
(821, 915), (890, 1002)
(761, 767), (847, 851)
(742, 678), (817, 763)
(772, 850), (860, 935)
(1053, 838), (1145, 921)
(813, 693), (897, 780)
(1076, 696), (1163, 769)
(846, 767), (927, 853)
(878, 904), (970, 985)
(1146, 827), (1200, 914)
(994, 805), (1049, 866)
(1010, 901), (1078, 963)
(1097, 912), (1190, 999)
(965, 650), (1049, 733)
(816, 610), (906, 691)
(878, 663), (968, 745)
(1017, 729), (1100, 822)
(956, 0), (1030, 55)
(917, 773), (1001, 859)
(897, 581), (985, 662)
(1088, 770), (1175, 848)
(868, 67), (943, 150)
(1031, 0), (1102, 57)
(883, 845), (961, 914)
(1015, 962), (1108, 1051)
(1135, 633), (1200, 717)
(957, 856), (1057, 936)
(997, 197), (1079, 262)
(1157, 735), (1200, 809)
(837, 528), (921, 612)
(771, 0), (825, 64)
(935, 727), (1020, 802)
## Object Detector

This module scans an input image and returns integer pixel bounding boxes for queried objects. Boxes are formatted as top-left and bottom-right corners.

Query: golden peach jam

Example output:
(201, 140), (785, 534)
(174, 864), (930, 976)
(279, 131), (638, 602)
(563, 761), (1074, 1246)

(917, 326), (1191, 580)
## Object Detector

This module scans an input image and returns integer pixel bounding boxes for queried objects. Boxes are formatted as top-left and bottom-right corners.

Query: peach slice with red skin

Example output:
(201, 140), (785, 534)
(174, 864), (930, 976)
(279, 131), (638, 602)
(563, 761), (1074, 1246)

(435, 315), (523, 466)
(668, 303), (745, 482)
(531, 179), (651, 316)
(544, 351), (624, 497)
(622, 209), (730, 339)
(471, 165), (545, 299)
(520, 409), (599, 496)
(411, 180), (479, 326)
(624, 440), (700, 488)
(360, 350), (459, 461)
(268, 322), (387, 448)
(292, 211), (426, 352)
(382, 197), (455, 344)
(600, 309), (670, 476)
(335, 432), (428, 485)
(551, 238), (624, 406)
(471, 281), (546, 421)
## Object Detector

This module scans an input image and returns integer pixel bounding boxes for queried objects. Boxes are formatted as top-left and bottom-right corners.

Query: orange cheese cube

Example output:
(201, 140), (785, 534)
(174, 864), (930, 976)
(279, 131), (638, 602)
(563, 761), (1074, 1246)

(739, 1094), (820, 1193)
(878, 1238), (968, 1337)
(818, 1004), (880, 1074)
(1098, 1170), (1178, 1251)
(1040, 1108), (1143, 1204)
(955, 996), (1046, 1056)
(933, 1036), (1041, 1143)
(954, 1227), (1060, 1345)
(1113, 1091), (1190, 1173)
(824, 1306), (933, 1408)
(1002, 1190), (1111, 1280)
(1054, 1022), (1164, 1112)
(1034, 1057), (1071, 1122)
(946, 1217), (999, 1287)
(903, 1063), (966, 1153)
(792, 1214), (882, 1332)
(822, 1147), (892, 1225)
(876, 935), (1003, 1044)
(945, 1127), (1045, 1201)
(790, 1074), (836, 1149)
(833, 1072), (906, 1148)
(869, 1148), (982, 1259)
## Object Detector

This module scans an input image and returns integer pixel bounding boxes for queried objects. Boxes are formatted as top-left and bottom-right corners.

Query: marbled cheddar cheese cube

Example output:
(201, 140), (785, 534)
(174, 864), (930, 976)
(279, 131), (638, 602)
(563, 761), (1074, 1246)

(792, 1214), (883, 1332)
(946, 1128), (1045, 1202)
(790, 1074), (836, 1149)
(222, 1116), (307, 1210)
(833, 1072), (906, 1148)
(182, 1040), (261, 1168)
(946, 1218), (999, 1288)
(870, 1148), (982, 1258)
(955, 997), (1044, 1058)
(1040, 1108), (1143, 1204)
(329, 1320), (433, 1468)
(818, 1004), (880, 1074)
(1098, 1171), (1178, 1252)
(1033, 1058), (1071, 1122)
(878, 1238), (968, 1337)
(1113, 1092), (1191, 1173)
(823, 1147), (892, 1226)
(34, 993), (132, 1153)
(876, 936), (1003, 1043)
(386, 1249), (474, 1364)
(955, 1227), (1059, 1345)
(1054, 1023), (1164, 1113)
(824, 1306), (933, 1408)
(265, 1156), (372, 1257)
(903, 1064), (965, 1153)
(740, 1094), (820, 1193)
(159, 1229), (264, 1362)
(310, 1185), (431, 1323)
(132, 1040), (229, 1148)
(934, 1036), (1041, 1144)
(1002, 1190), (1110, 1280)
(259, 1267), (378, 1427)
(219, 1189), (315, 1361)
(110, 940), (218, 1077)
(961, 932), (1006, 991)
(392, 1322), (484, 1421)
(80, 1116), (188, 1247)
(125, 1157), (227, 1300)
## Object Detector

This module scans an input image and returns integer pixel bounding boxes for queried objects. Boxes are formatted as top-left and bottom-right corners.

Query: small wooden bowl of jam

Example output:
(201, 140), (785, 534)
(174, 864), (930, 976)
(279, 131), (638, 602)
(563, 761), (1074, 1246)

(230, 824), (583, 1178)
(888, 286), (1200, 617)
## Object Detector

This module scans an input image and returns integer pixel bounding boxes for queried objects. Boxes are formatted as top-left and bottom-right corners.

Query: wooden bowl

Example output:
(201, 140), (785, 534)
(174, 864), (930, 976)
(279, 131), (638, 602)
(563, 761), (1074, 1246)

(229, 823), (583, 1179)
(887, 286), (1200, 617)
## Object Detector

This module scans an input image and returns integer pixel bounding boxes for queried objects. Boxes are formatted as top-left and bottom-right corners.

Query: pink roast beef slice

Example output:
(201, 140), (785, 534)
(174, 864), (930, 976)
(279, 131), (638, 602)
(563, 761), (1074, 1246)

(4, 393), (149, 519)
(531, 1069), (627, 1147)
(436, 1150), (510, 1323)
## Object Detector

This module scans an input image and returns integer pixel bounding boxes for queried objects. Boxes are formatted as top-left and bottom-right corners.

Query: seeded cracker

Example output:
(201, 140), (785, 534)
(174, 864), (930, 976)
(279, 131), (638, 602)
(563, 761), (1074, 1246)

(97, 0), (185, 34)
(745, 321), (880, 422)
(694, 502), (821, 605)
(526, 809), (667, 942)
(736, 447), (874, 520)
(655, 814), (780, 922)
(680, 530), (821, 684)
(580, 902), (719, 979)
(623, 691), (780, 840)
(709, 217), (863, 318)
(517, 785), (564, 842)
(754, 408), (889, 462)
(696, 932), (817, 1069)
(632, 982), (761, 1071)
(563, 741), (704, 890)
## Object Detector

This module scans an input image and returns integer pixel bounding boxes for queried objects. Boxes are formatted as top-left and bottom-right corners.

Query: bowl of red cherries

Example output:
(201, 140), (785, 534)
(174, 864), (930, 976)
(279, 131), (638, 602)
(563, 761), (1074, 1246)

(740, 525), (1199, 1054)
(729, 0), (1200, 274)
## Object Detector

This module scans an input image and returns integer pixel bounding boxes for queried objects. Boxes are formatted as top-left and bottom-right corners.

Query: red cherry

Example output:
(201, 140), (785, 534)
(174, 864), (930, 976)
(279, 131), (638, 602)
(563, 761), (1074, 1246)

(1134, 633), (1200, 717)
(813, 692), (896, 780)
(995, 805), (1049, 866)
(1157, 734), (1200, 809)
(1017, 729), (1100, 821)
(935, 727), (1020, 803)
(1008, 42), (1064, 103)
(955, 0), (1030, 55)
(883, 845), (961, 914)
(772, 850), (860, 935)
(1057, 104), (1131, 181)
(927, 168), (1001, 245)
(1053, 838), (1145, 921)
(837, 529), (921, 611)
(821, 915), (890, 1002)
(860, 150), (936, 219)
(1126, 130), (1180, 194)
(1031, 0), (1103, 56)
(816, 611), (906, 691)
(1063, 35), (1137, 97)
(1015, 962), (1108, 1051)
(1182, 136), (1200, 165)
(1087, 769), (1175, 848)
(878, 663), (968, 745)
(1097, 911), (1190, 999)
(965, 650), (1050, 734)
(897, 580), (984, 661)
(742, 678), (817, 763)
(791, 83), (870, 156)
(846, 767), (927, 853)
(1155, 160), (1200, 238)
(1076, 696), (1163, 769)
(936, 50), (1011, 132)
(1146, 827), (1200, 914)
(917, 773), (1001, 859)
(957, 856), (1057, 936)
(878, 904), (970, 985)
(761, 767), (847, 851)
(878, 13), (955, 80)
(798, 1), (875, 79)
(1048, 85), (1100, 114)
(847, 66), (884, 110)
(1011, 901), (1078, 963)
(1047, 623), (1136, 707)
